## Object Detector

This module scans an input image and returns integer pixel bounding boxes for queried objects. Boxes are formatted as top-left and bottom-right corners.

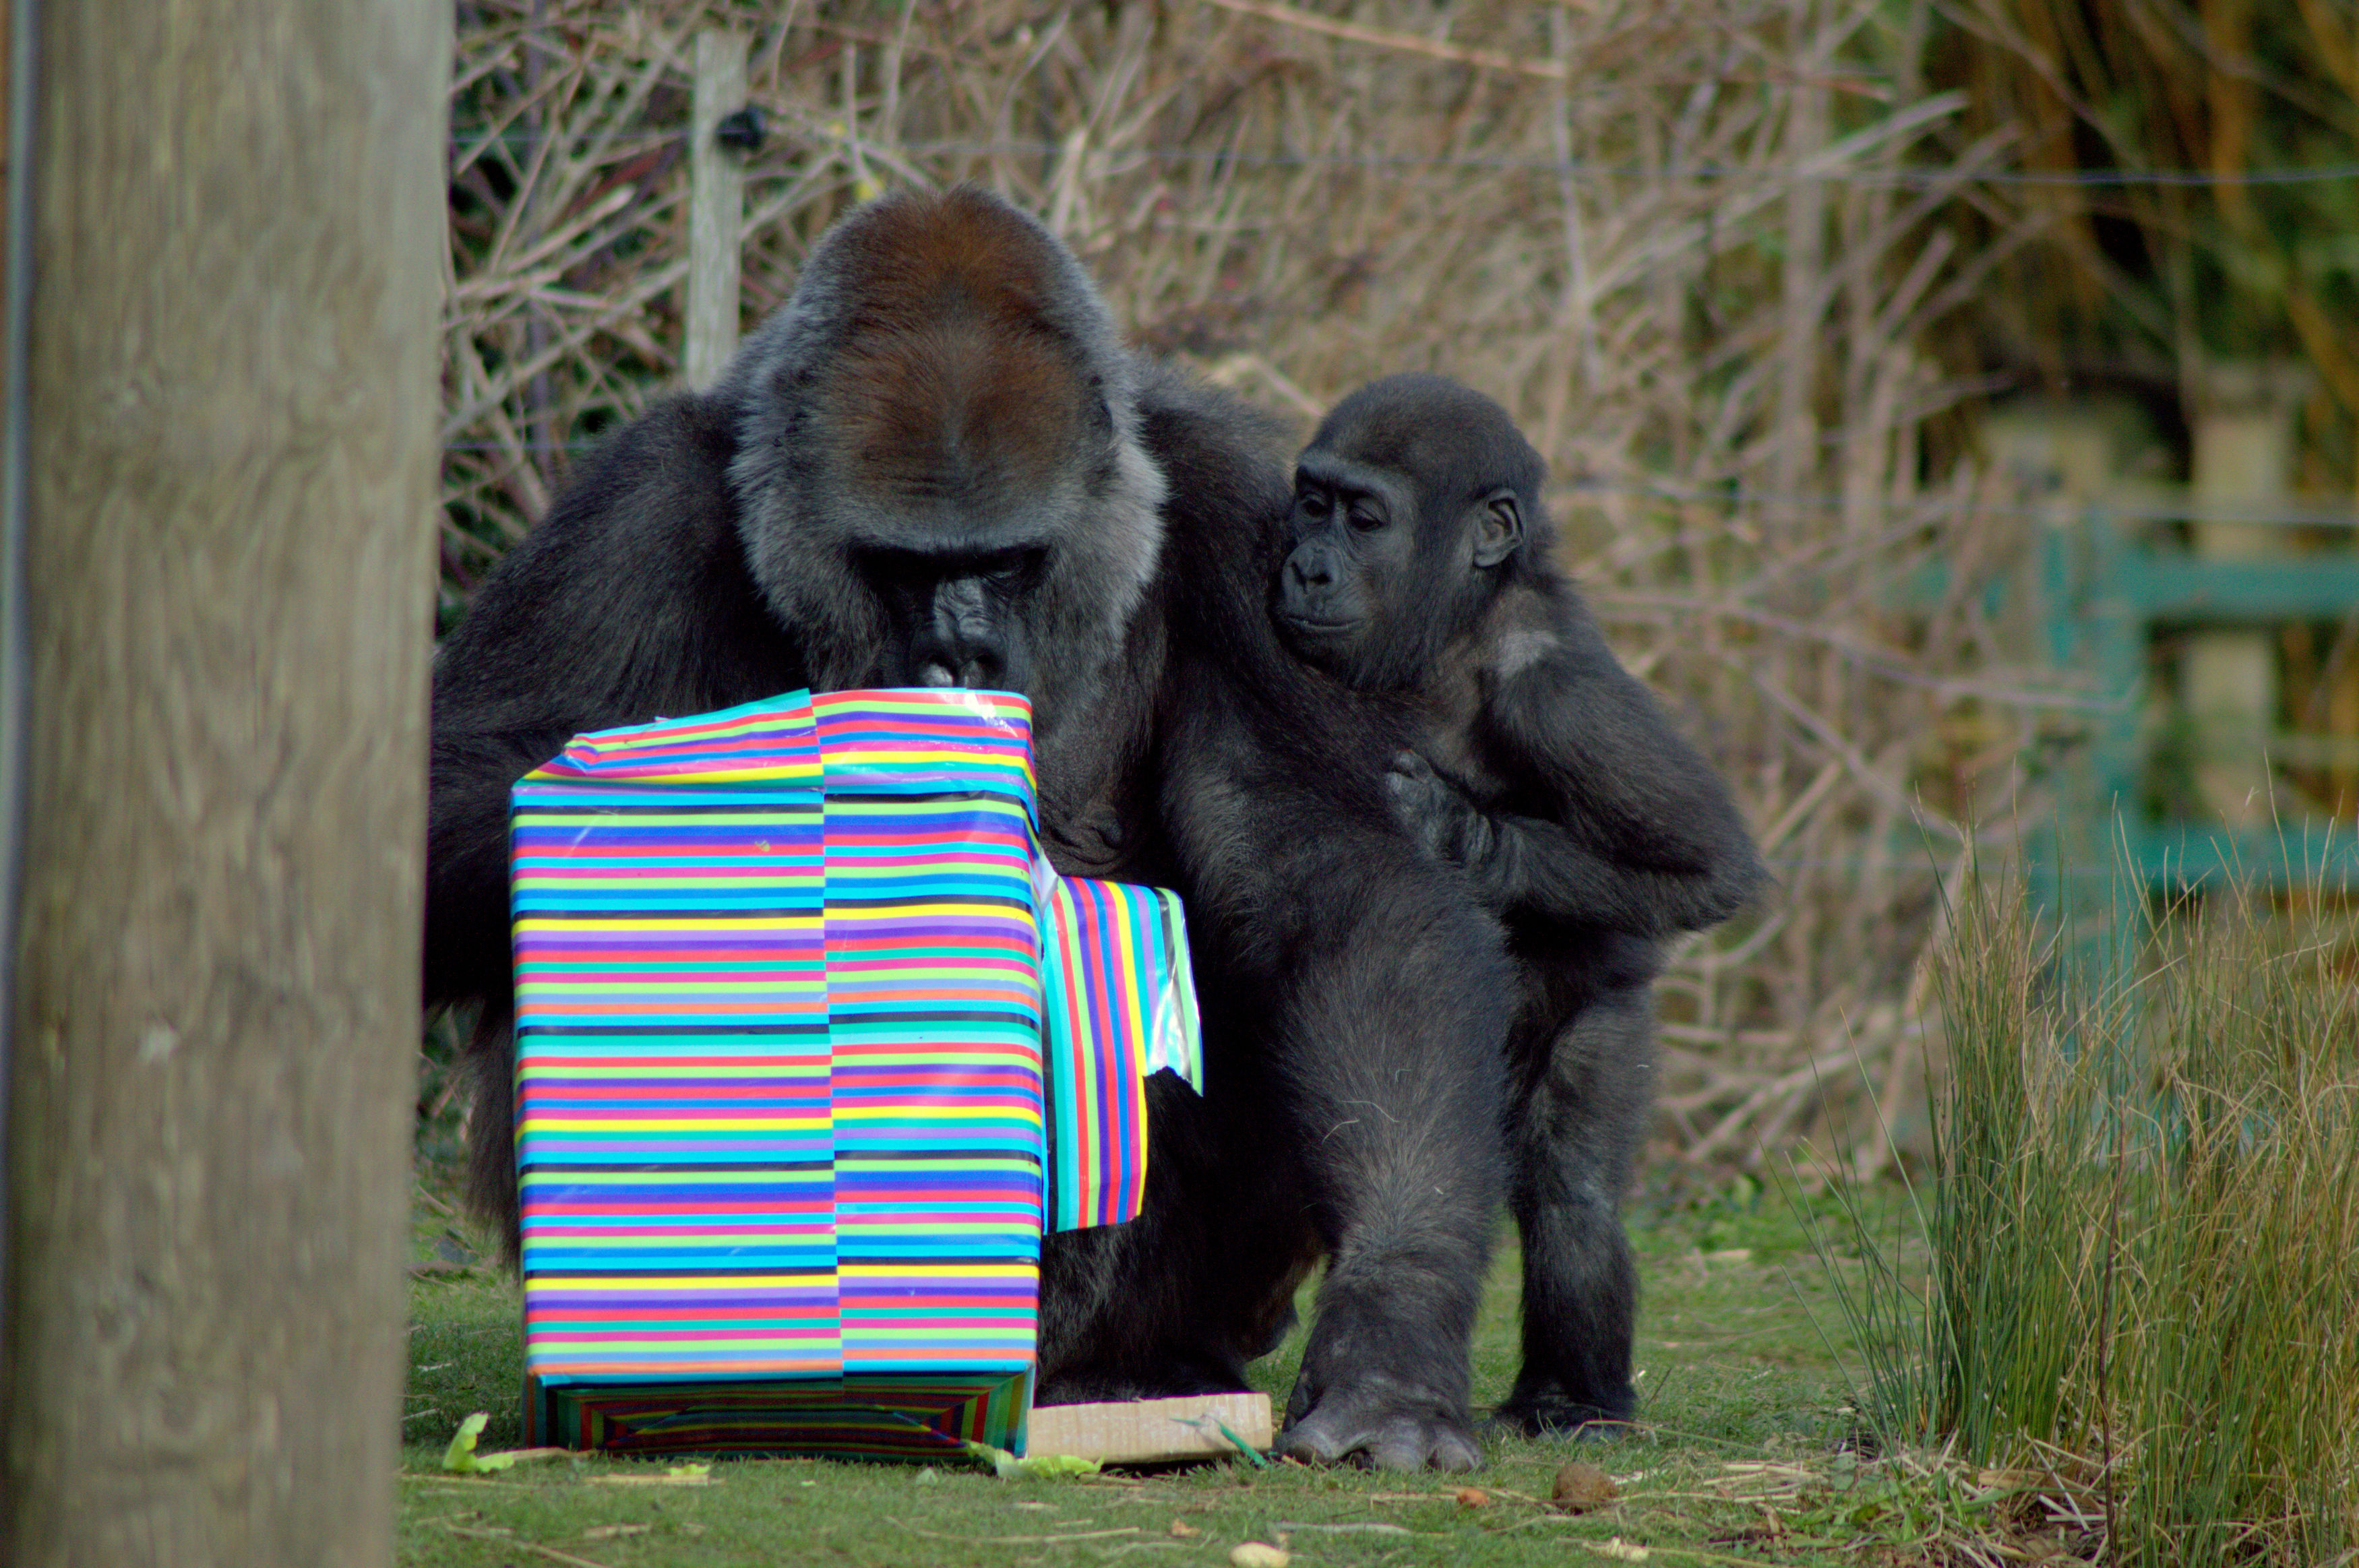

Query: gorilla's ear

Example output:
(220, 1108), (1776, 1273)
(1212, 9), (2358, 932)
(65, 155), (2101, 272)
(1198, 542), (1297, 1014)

(1471, 489), (1523, 569)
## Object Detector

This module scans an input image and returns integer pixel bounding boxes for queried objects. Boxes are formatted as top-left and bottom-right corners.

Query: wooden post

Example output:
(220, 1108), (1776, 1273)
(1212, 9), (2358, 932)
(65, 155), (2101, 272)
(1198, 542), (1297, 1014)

(2185, 363), (2303, 826)
(685, 30), (747, 390)
(1769, 0), (1828, 519)
(2, 2), (446, 1563)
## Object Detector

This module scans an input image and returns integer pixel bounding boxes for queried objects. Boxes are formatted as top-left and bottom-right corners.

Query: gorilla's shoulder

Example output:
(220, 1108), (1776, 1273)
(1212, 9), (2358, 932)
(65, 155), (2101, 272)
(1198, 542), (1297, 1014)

(1109, 357), (1302, 684)
(1131, 358), (1291, 483)
(536, 393), (741, 549)
(1128, 356), (1292, 557)
(437, 390), (791, 703)
(458, 394), (744, 610)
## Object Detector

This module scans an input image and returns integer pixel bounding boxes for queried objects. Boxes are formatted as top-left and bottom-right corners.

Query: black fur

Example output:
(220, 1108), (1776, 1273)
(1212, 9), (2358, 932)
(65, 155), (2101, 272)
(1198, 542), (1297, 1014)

(1277, 373), (1765, 1435)
(425, 193), (1514, 1470)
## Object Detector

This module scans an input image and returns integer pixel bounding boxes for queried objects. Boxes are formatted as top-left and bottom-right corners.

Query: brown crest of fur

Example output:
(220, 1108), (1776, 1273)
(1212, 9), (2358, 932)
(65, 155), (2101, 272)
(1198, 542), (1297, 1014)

(824, 319), (1086, 517)
(817, 189), (1089, 519)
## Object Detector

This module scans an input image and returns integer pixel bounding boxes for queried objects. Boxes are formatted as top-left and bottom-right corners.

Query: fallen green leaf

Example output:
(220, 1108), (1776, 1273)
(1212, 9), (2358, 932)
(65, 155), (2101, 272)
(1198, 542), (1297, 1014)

(441, 1412), (516, 1474)
(440, 1413), (574, 1475)
(961, 1439), (1101, 1480)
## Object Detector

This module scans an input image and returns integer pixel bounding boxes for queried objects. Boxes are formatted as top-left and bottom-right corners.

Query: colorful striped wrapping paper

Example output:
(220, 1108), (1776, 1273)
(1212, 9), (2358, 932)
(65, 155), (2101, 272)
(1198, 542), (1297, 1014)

(508, 688), (1200, 1458)
(1039, 875), (1200, 1230)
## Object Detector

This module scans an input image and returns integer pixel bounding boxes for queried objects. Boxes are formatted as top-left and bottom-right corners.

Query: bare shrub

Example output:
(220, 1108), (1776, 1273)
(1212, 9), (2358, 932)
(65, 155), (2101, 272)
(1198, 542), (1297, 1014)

(441, 0), (2082, 1176)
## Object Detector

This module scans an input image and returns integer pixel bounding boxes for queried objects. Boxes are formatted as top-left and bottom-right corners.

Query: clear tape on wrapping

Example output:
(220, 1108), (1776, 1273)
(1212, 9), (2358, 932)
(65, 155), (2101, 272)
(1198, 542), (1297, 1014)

(1144, 887), (1203, 1092)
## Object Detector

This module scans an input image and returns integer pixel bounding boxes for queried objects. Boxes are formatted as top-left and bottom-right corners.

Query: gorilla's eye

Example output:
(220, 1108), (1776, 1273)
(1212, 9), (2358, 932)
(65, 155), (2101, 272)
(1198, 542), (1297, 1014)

(1348, 503), (1386, 532)
(983, 546), (1049, 593)
(849, 546), (937, 594)
(1297, 489), (1330, 520)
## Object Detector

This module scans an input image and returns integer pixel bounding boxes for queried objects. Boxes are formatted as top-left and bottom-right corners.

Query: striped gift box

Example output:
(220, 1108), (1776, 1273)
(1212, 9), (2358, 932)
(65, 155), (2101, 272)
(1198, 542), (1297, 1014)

(508, 688), (1196, 1458)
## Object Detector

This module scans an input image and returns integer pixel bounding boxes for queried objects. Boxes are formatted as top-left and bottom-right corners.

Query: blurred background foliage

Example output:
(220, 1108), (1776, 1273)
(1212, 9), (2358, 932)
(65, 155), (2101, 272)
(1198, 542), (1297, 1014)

(1926, 0), (2359, 487)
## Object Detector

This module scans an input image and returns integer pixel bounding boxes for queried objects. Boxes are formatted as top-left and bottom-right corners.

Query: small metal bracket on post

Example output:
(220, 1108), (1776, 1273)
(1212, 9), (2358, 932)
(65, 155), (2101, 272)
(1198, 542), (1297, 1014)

(685, 31), (749, 390)
(715, 105), (767, 156)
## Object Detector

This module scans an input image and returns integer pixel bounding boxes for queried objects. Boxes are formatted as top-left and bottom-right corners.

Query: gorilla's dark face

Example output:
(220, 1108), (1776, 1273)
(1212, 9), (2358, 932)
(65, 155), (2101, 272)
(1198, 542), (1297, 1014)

(1276, 451), (1422, 675)
(853, 540), (1049, 693)
(1274, 381), (1529, 693)
(727, 186), (1167, 740)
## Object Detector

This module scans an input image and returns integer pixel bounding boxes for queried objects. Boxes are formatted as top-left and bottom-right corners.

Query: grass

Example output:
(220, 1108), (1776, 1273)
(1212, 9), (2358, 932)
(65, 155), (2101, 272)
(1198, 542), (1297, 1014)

(405, 861), (2359, 1568)
(400, 1181), (1953, 1567)
(1827, 874), (2359, 1567)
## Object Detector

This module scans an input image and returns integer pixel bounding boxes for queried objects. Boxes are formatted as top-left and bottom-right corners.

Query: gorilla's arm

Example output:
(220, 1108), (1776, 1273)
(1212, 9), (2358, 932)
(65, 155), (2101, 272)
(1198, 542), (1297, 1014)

(1142, 374), (1511, 1471)
(1160, 681), (1510, 1473)
(1392, 604), (1760, 939)
(425, 393), (807, 1009)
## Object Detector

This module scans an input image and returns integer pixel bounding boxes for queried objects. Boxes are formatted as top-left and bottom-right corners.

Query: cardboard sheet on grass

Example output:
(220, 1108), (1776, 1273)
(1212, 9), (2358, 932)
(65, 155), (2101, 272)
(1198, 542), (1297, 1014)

(510, 689), (1202, 1459)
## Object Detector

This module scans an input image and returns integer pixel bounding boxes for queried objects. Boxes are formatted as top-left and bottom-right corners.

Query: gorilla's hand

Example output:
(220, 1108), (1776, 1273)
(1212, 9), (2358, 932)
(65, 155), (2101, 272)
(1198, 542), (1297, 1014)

(1275, 1275), (1485, 1472)
(1384, 751), (1492, 867)
(1280, 1366), (1483, 1473)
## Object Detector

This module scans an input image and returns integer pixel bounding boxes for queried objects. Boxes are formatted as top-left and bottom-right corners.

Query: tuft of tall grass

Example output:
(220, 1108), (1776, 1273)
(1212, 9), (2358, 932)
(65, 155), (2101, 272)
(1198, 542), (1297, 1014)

(1834, 870), (2359, 1567)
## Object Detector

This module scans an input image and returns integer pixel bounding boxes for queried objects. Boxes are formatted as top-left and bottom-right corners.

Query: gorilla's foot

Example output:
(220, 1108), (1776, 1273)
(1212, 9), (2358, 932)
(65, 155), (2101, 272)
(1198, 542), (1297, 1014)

(1279, 1372), (1482, 1472)
(1492, 1377), (1636, 1439)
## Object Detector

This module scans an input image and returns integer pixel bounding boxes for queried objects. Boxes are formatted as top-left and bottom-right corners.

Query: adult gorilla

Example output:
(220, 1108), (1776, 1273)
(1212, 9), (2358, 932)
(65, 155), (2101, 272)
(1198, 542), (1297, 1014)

(427, 186), (1512, 1470)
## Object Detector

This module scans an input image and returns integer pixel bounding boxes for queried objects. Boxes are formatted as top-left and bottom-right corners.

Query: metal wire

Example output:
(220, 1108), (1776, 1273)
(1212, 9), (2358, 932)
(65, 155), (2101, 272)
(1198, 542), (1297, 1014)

(448, 123), (2359, 188)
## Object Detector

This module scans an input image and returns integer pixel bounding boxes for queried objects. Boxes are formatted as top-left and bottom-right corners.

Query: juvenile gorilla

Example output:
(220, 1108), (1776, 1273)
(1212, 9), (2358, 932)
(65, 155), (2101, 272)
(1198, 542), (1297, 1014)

(1275, 373), (1764, 1434)
(429, 191), (1513, 1469)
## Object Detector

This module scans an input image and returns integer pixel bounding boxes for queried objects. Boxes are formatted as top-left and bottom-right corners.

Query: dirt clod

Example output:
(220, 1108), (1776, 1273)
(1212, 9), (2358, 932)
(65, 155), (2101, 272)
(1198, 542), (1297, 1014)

(1554, 1460), (1619, 1511)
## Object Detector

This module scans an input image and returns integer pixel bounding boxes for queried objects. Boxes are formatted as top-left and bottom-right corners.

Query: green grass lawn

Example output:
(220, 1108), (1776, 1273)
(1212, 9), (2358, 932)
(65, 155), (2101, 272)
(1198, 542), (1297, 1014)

(400, 1181), (1951, 1567)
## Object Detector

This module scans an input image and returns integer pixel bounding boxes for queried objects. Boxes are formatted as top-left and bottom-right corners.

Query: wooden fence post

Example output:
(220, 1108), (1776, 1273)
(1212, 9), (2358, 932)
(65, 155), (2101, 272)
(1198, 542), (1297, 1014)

(3, 2), (446, 1562)
(2185, 363), (2304, 827)
(1982, 396), (2184, 935)
(685, 30), (747, 390)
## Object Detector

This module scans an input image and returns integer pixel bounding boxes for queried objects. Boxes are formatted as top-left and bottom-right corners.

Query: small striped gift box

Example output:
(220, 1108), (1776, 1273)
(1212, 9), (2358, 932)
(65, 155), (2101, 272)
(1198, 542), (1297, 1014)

(508, 688), (1198, 1458)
